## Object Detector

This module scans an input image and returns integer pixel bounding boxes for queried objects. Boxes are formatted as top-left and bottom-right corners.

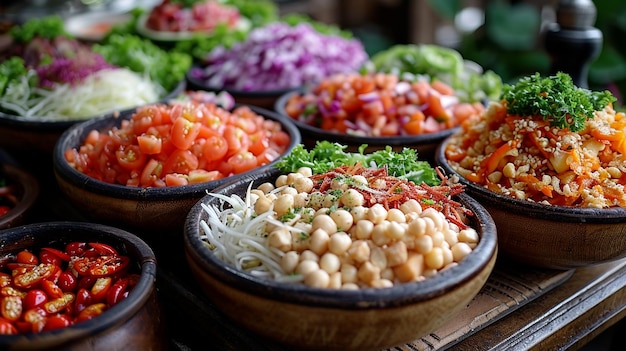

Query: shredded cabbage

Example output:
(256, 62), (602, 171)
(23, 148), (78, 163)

(0, 68), (162, 121)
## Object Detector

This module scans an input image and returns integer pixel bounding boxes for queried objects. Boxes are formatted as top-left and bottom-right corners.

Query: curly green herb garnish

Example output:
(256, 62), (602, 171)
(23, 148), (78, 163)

(502, 72), (616, 132)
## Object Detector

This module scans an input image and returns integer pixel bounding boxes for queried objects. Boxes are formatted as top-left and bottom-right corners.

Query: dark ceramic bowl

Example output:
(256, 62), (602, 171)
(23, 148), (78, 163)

(0, 80), (185, 154)
(436, 136), (626, 269)
(0, 221), (164, 350)
(183, 169), (498, 350)
(274, 90), (459, 161)
(0, 163), (39, 230)
(186, 65), (299, 110)
(52, 103), (300, 234)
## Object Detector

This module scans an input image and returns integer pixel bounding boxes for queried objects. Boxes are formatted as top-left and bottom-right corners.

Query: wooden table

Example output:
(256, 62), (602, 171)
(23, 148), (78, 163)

(3, 148), (625, 351)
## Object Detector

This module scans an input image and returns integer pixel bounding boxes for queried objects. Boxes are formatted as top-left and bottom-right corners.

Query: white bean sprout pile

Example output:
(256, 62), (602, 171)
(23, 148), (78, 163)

(199, 165), (480, 289)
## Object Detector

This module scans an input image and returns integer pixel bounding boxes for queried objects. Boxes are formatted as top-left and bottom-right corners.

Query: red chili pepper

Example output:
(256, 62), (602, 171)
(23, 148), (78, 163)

(0, 206), (10, 217)
(88, 243), (119, 256)
(107, 277), (129, 306)
(13, 264), (56, 289)
(40, 247), (71, 263)
(76, 303), (106, 323)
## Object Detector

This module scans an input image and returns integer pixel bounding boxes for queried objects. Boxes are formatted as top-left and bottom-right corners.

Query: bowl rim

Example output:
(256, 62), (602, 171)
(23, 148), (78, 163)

(0, 163), (40, 229)
(52, 102), (301, 201)
(0, 80), (186, 130)
(0, 221), (157, 347)
(185, 65), (301, 98)
(183, 168), (498, 309)
(273, 89), (460, 146)
(435, 133), (626, 223)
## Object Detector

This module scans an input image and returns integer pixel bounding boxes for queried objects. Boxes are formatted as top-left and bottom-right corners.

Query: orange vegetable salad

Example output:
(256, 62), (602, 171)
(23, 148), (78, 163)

(444, 101), (626, 208)
(64, 101), (291, 187)
(283, 72), (483, 137)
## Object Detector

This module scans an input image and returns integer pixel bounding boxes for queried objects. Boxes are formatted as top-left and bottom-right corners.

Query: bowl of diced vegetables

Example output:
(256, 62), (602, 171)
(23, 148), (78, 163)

(0, 163), (39, 230)
(0, 221), (164, 350)
(436, 72), (626, 269)
(183, 142), (497, 350)
(186, 20), (368, 109)
(275, 71), (485, 160)
(0, 16), (191, 153)
(52, 91), (300, 234)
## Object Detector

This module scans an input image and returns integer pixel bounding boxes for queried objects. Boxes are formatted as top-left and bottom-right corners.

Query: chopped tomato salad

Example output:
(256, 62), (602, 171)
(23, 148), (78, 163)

(283, 72), (484, 137)
(0, 242), (137, 334)
(64, 101), (291, 187)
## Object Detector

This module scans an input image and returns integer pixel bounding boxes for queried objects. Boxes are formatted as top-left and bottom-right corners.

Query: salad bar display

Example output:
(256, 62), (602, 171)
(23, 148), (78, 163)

(0, 1), (625, 350)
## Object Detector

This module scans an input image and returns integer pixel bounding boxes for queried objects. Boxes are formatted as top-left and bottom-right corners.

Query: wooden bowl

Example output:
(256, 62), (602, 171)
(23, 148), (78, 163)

(0, 221), (164, 350)
(436, 136), (626, 270)
(52, 104), (300, 234)
(0, 163), (39, 230)
(0, 80), (185, 154)
(183, 170), (498, 350)
(274, 90), (458, 161)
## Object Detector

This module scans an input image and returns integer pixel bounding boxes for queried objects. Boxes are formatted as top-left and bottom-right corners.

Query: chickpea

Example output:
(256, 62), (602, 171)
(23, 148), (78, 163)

(400, 199), (422, 215)
(330, 177), (348, 191)
(458, 228), (479, 245)
(385, 221), (406, 240)
(322, 193), (339, 208)
(451, 242), (473, 262)
(370, 279), (393, 288)
(280, 187), (298, 197)
(275, 174), (289, 187)
(293, 193), (308, 208)
(428, 231), (445, 247)
(348, 240), (370, 263)
(341, 283), (359, 290)
(330, 209), (353, 231)
(328, 232), (352, 256)
(300, 249), (319, 262)
(250, 189), (265, 199)
(340, 189), (364, 208)
(268, 228), (291, 252)
(371, 178), (386, 189)
(319, 252), (341, 274)
(381, 267), (395, 281)
(443, 228), (459, 246)
(350, 175), (368, 186)
(357, 261), (381, 283)
(291, 230), (310, 251)
(367, 203), (388, 224)
(386, 208), (406, 223)
(257, 182), (275, 194)
(425, 247), (444, 270)
(341, 263), (358, 284)
(393, 253), (424, 282)
(371, 221), (390, 246)
(442, 246), (454, 266)
(280, 251), (300, 273)
(353, 219), (374, 240)
(309, 228), (330, 255)
(370, 246), (388, 269)
(349, 206), (368, 222)
(414, 234), (433, 254)
(385, 241), (408, 267)
(304, 269), (330, 288)
(254, 196), (272, 214)
(312, 214), (337, 234)
(407, 217), (427, 237)
(297, 167), (313, 177)
(328, 272), (342, 289)
(296, 259), (319, 276)
(308, 192), (325, 210)
(286, 172), (303, 185)
(300, 207), (316, 224)
(293, 176), (314, 193)
(274, 194), (294, 217)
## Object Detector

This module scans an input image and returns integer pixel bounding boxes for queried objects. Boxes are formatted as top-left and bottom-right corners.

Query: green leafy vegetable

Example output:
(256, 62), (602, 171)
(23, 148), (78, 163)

(281, 13), (353, 38)
(0, 57), (32, 96)
(275, 141), (441, 186)
(92, 34), (192, 92)
(9, 15), (68, 42)
(502, 72), (617, 132)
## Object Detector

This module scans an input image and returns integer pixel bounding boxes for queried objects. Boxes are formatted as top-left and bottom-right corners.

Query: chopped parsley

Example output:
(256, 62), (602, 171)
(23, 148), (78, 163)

(502, 72), (616, 132)
(275, 141), (440, 186)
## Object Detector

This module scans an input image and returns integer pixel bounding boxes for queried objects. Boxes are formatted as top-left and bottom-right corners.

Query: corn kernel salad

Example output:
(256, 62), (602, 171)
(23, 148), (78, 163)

(199, 164), (480, 289)
(443, 72), (624, 208)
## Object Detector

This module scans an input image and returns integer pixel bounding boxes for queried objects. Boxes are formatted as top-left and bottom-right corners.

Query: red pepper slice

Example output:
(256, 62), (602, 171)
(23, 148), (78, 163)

(88, 243), (119, 256)
(72, 256), (130, 278)
(41, 280), (64, 299)
(107, 277), (129, 306)
(90, 277), (112, 302)
(44, 293), (74, 314)
(76, 303), (106, 323)
(1, 296), (22, 321)
(13, 264), (56, 290)
(40, 247), (71, 262)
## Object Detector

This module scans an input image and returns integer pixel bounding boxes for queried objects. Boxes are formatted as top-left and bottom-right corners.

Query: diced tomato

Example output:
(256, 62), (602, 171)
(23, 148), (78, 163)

(227, 151), (258, 174)
(202, 135), (229, 162)
(171, 116), (201, 150)
(137, 134), (162, 155)
(115, 145), (147, 172)
(162, 149), (199, 175)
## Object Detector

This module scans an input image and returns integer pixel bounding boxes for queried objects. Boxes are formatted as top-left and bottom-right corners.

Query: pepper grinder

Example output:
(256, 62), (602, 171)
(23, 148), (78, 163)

(544, 0), (603, 88)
